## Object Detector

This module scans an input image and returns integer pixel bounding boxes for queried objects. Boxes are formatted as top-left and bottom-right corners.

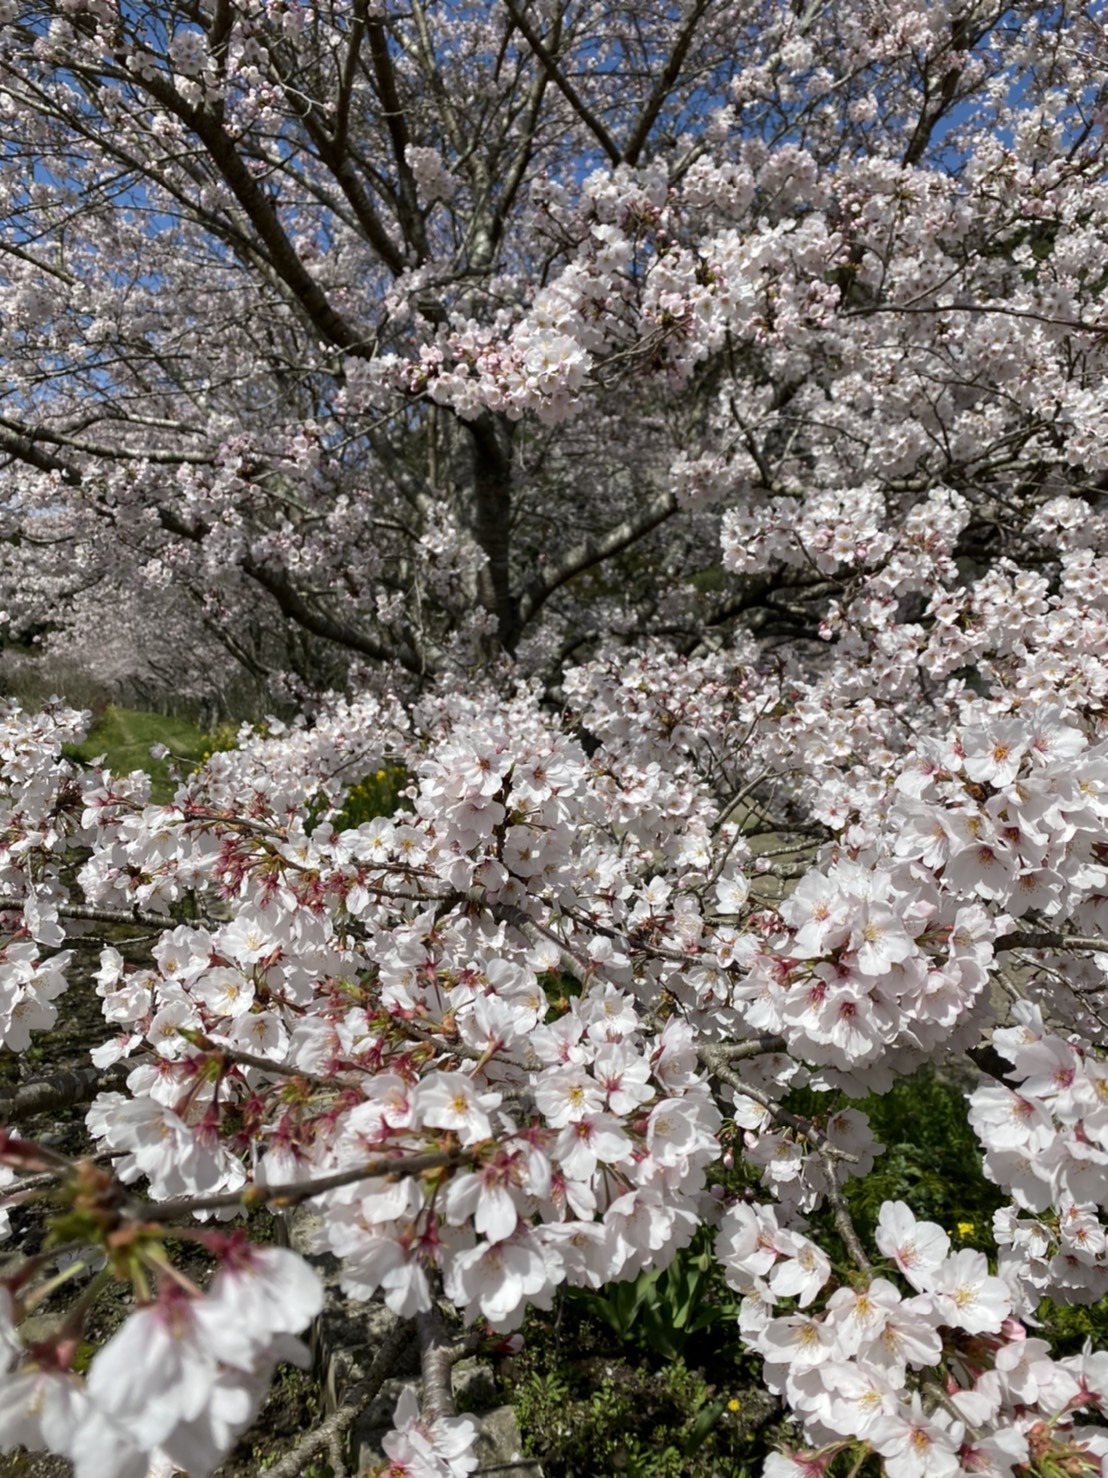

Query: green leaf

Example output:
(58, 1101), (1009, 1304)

(683, 1398), (727, 1456)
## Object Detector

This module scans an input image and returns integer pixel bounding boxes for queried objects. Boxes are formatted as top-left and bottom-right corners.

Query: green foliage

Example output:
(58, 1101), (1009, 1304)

(1038, 1293), (1108, 1358)
(62, 706), (259, 802)
(567, 1228), (742, 1362)
(507, 1072), (1013, 1476)
(196, 719), (242, 758)
(506, 1227), (775, 1478)
(779, 1068), (1005, 1252)
(843, 1070), (1005, 1248)
(509, 1339), (761, 1478)
(63, 708), (409, 831)
(688, 563), (726, 593)
(332, 764), (409, 828)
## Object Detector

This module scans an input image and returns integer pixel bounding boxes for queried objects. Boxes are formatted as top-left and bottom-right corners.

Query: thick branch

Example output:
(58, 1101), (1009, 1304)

(155, 505), (425, 672)
(416, 1306), (459, 1425)
(0, 1066), (123, 1122)
(133, 70), (381, 352)
(995, 931), (1108, 953)
(0, 423), (82, 484)
(366, 15), (430, 262)
(712, 1036), (789, 1060)
(0, 896), (176, 929)
(240, 554), (426, 672)
(468, 414), (516, 645)
(901, 9), (1000, 167)
(516, 490), (678, 631)
(0, 416), (210, 467)
(499, 0), (621, 164)
(261, 1320), (414, 1478)
(621, 0), (712, 165)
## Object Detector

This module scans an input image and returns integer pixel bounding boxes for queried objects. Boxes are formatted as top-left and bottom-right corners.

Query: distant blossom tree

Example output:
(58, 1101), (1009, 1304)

(3, 1), (1108, 1476)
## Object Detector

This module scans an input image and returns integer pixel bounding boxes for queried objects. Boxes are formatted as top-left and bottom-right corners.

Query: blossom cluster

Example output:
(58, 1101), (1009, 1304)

(0, 645), (1107, 1473)
(968, 1002), (1108, 1312)
(7, 1), (1108, 1472)
(0, 1240), (322, 1478)
(720, 1197), (1108, 1478)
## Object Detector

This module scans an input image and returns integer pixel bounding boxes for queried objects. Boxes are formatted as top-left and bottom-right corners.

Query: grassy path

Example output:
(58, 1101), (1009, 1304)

(66, 705), (211, 797)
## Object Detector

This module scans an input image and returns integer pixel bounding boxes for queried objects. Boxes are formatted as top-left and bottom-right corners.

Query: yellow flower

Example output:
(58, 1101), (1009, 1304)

(727, 1398), (741, 1412)
(956, 1221), (976, 1237)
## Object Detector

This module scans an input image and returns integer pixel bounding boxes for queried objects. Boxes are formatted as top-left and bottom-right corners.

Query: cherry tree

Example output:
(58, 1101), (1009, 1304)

(0, 0), (1103, 686)
(4, 1), (1108, 1476)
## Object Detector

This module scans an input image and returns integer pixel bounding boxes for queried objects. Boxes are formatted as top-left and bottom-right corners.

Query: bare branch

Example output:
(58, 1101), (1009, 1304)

(133, 1148), (477, 1221)
(0, 422), (82, 484)
(499, 0), (621, 164)
(261, 1320), (415, 1478)
(0, 895), (177, 929)
(820, 1148), (873, 1273)
(0, 1066), (124, 1122)
(710, 1036), (789, 1060)
(699, 1047), (858, 1163)
(0, 415), (212, 466)
(995, 931), (1108, 953)
(416, 1306), (459, 1424)
(516, 491), (678, 632)
(621, 0), (712, 165)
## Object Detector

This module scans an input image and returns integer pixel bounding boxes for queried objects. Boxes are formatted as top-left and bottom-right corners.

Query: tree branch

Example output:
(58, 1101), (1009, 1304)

(0, 422), (82, 484)
(0, 895), (176, 929)
(0, 1066), (124, 1122)
(621, 0), (712, 165)
(366, 14), (430, 263)
(260, 1319), (414, 1478)
(995, 931), (1108, 953)
(820, 1148), (873, 1273)
(0, 416), (211, 466)
(698, 1047), (858, 1163)
(132, 1148), (477, 1221)
(499, 0), (621, 164)
(516, 490), (678, 631)
(416, 1306), (460, 1424)
(132, 70), (382, 351)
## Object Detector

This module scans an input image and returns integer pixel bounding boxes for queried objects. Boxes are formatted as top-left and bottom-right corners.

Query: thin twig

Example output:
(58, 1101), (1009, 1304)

(923, 1379), (981, 1441)
(699, 1048), (858, 1163)
(710, 1036), (788, 1060)
(1, 1150), (121, 1195)
(397, 1020), (488, 1064)
(492, 902), (623, 989)
(180, 1036), (336, 1088)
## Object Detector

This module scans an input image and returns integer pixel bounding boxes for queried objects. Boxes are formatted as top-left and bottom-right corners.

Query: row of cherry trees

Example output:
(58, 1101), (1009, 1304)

(0, 0), (1105, 693)
(4, 0), (1108, 1474)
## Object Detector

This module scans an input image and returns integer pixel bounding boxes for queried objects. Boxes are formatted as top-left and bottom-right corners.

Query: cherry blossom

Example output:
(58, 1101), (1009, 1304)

(3, 1), (1108, 1473)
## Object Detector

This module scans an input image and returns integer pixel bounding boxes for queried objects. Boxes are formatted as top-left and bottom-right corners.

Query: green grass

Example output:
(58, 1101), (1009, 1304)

(63, 706), (408, 823)
(65, 705), (211, 800)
